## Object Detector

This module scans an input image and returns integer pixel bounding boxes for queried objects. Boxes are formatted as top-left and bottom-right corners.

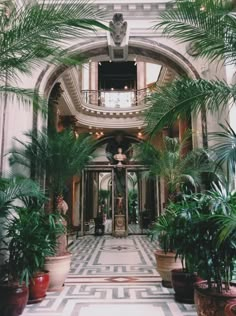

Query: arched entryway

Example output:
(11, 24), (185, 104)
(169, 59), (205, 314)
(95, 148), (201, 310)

(33, 38), (201, 238)
(79, 133), (159, 237)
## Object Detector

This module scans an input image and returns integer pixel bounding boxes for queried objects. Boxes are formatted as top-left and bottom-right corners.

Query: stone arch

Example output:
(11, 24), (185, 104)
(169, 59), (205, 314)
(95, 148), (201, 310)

(35, 38), (200, 99)
(34, 38), (205, 145)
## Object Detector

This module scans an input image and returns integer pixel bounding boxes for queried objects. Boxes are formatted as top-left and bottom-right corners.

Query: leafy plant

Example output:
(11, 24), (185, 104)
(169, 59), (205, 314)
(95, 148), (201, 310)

(170, 194), (212, 274)
(1, 208), (64, 286)
(134, 133), (213, 201)
(0, 179), (64, 286)
(0, 177), (45, 217)
(173, 189), (236, 293)
(145, 0), (236, 137)
(8, 129), (96, 211)
(149, 204), (178, 253)
(209, 122), (236, 191)
(0, 0), (107, 101)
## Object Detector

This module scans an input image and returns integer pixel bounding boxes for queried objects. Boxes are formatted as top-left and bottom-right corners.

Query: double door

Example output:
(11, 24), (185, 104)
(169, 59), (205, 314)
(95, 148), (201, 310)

(81, 166), (158, 235)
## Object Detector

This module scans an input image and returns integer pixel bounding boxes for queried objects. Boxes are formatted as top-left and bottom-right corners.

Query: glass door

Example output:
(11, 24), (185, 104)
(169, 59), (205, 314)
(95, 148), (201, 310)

(82, 169), (113, 235)
(127, 169), (158, 234)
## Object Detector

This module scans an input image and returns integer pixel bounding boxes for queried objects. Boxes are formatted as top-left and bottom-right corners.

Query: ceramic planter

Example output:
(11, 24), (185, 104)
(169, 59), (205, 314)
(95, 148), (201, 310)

(44, 252), (72, 291)
(0, 282), (29, 316)
(154, 250), (182, 288)
(28, 271), (50, 304)
(194, 281), (236, 316)
(171, 268), (201, 304)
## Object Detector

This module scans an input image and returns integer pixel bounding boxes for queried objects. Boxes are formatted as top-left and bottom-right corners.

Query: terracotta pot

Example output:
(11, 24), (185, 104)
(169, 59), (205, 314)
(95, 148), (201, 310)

(28, 271), (50, 304)
(0, 282), (29, 316)
(225, 300), (236, 316)
(154, 250), (182, 288)
(194, 281), (236, 316)
(171, 268), (201, 304)
(44, 252), (72, 291)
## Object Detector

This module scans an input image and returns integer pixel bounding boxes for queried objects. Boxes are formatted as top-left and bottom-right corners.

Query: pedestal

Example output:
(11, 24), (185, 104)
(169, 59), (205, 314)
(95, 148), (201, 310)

(113, 215), (127, 237)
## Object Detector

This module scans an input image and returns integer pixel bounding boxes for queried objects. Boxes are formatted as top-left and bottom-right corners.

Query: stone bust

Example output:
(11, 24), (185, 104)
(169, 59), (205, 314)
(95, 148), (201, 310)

(114, 148), (127, 166)
(109, 13), (127, 46)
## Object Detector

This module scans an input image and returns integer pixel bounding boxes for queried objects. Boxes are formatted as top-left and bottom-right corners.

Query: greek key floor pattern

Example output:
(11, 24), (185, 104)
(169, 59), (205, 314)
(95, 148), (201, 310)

(22, 235), (197, 316)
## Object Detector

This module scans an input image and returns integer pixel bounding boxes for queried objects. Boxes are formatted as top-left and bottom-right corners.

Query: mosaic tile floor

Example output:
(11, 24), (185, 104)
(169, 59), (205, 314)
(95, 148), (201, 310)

(22, 235), (197, 316)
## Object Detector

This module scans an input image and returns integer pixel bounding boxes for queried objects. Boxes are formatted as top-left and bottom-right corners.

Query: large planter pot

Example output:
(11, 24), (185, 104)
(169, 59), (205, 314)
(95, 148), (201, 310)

(28, 271), (50, 304)
(0, 282), (29, 316)
(194, 281), (236, 316)
(171, 268), (201, 304)
(44, 252), (72, 292)
(154, 250), (182, 288)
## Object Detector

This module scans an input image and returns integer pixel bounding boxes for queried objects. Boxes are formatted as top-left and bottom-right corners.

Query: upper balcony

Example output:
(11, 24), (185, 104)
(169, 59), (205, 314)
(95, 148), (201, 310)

(81, 88), (149, 109)
(58, 61), (177, 129)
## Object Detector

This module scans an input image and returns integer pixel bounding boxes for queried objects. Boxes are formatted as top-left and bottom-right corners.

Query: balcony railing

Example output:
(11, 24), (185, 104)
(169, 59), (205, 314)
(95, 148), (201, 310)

(81, 88), (149, 108)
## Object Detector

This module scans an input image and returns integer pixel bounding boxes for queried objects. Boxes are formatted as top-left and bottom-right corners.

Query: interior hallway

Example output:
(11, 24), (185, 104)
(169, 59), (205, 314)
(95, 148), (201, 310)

(23, 235), (197, 316)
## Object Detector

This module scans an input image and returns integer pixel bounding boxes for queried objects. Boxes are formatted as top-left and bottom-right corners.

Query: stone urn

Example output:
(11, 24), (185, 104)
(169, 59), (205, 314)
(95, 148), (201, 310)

(154, 250), (182, 288)
(44, 252), (72, 292)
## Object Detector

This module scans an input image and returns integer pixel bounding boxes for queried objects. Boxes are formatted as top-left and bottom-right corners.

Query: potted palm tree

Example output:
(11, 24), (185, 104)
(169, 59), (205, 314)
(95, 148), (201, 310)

(8, 128), (96, 291)
(145, 0), (236, 139)
(186, 188), (236, 316)
(0, 178), (63, 315)
(169, 195), (205, 303)
(135, 133), (211, 288)
(149, 205), (182, 288)
(190, 123), (236, 315)
(1, 207), (64, 304)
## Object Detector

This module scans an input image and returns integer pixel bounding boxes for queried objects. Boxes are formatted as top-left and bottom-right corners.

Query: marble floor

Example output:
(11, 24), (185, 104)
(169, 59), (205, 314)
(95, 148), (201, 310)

(23, 235), (197, 316)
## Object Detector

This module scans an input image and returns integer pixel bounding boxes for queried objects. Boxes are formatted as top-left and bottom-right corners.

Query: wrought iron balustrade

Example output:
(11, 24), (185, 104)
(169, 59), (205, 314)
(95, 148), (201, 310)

(81, 88), (150, 108)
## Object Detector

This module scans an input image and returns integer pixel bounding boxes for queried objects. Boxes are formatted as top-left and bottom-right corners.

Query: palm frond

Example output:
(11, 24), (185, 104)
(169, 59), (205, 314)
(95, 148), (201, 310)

(145, 78), (235, 135)
(0, 86), (47, 114)
(0, 177), (43, 217)
(8, 128), (96, 197)
(0, 0), (108, 78)
(134, 134), (211, 195)
(212, 213), (236, 244)
(154, 0), (236, 64)
(209, 122), (236, 178)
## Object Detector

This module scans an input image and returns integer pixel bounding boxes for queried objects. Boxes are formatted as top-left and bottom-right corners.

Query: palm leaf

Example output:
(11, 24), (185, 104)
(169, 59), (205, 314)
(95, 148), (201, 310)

(0, 177), (44, 217)
(209, 122), (236, 178)
(134, 133), (212, 196)
(8, 128), (96, 198)
(145, 78), (235, 135)
(0, 86), (47, 113)
(212, 213), (236, 245)
(154, 0), (236, 64)
(0, 0), (108, 81)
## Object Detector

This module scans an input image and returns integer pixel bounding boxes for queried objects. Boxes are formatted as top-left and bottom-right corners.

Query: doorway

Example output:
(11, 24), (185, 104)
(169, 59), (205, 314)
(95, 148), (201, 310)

(83, 168), (114, 235)
(82, 166), (158, 236)
(127, 169), (157, 234)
